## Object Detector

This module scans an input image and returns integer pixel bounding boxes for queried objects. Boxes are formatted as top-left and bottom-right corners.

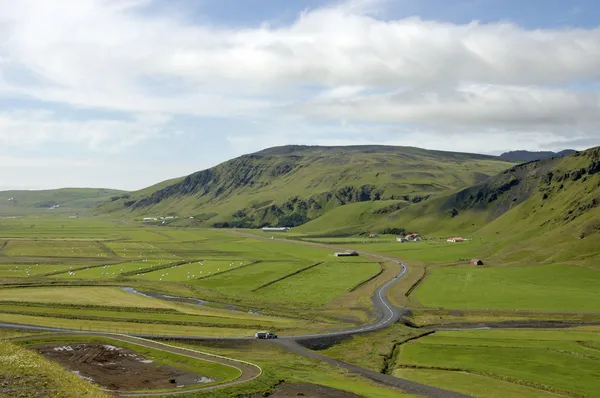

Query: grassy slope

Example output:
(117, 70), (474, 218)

(0, 339), (109, 397)
(301, 147), (600, 266)
(99, 145), (513, 227)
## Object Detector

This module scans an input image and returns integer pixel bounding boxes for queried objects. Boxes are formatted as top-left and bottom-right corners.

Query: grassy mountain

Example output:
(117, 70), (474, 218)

(99, 145), (514, 227)
(499, 149), (576, 162)
(300, 147), (600, 266)
(0, 188), (125, 215)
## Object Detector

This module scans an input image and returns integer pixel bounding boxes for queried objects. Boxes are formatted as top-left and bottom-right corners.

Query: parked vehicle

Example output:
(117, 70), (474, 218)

(255, 331), (278, 339)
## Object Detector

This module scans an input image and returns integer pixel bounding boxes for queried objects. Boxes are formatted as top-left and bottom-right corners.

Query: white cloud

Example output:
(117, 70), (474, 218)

(0, 110), (169, 151)
(0, 0), (599, 190)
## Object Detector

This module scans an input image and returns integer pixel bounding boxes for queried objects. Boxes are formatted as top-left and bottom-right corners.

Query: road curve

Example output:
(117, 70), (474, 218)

(10, 333), (262, 397)
(0, 236), (468, 397)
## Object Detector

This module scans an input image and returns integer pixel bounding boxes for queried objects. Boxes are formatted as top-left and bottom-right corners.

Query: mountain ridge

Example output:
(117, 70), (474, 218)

(499, 149), (576, 163)
(98, 145), (515, 227)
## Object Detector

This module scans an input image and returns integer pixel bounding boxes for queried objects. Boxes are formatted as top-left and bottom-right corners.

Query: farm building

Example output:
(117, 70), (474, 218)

(396, 237), (408, 243)
(143, 217), (158, 221)
(68, 215), (78, 219)
(262, 227), (290, 232)
(368, 233), (379, 238)
(335, 250), (359, 257)
(447, 237), (465, 243)
(470, 259), (484, 265)
(404, 233), (420, 241)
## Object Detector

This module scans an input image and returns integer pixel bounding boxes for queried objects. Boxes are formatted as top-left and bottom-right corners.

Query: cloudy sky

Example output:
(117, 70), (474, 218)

(1, 0), (599, 190)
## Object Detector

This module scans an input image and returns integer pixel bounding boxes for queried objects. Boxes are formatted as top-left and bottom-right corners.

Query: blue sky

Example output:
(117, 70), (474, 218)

(1, 0), (599, 190)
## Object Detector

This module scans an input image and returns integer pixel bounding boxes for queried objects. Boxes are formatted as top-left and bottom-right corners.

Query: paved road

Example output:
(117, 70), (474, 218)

(276, 339), (470, 398)
(0, 237), (470, 397)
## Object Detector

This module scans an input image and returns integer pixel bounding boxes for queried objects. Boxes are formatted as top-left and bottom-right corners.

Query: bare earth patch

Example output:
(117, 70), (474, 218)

(252, 382), (361, 398)
(32, 343), (211, 391)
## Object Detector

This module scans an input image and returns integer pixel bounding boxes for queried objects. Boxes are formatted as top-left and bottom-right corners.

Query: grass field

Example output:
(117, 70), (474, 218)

(255, 261), (381, 305)
(52, 260), (163, 279)
(3, 239), (113, 258)
(0, 264), (77, 278)
(194, 260), (317, 294)
(0, 287), (174, 308)
(138, 260), (249, 282)
(0, 220), (393, 335)
(395, 329), (600, 397)
(413, 264), (600, 311)
(0, 339), (109, 397)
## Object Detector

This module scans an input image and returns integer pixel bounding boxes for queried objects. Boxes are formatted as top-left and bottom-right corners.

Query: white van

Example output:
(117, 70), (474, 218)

(255, 331), (278, 339)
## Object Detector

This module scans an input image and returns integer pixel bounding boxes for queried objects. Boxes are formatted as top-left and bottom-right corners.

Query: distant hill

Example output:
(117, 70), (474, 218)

(299, 147), (600, 266)
(0, 188), (126, 215)
(499, 149), (576, 163)
(99, 145), (515, 227)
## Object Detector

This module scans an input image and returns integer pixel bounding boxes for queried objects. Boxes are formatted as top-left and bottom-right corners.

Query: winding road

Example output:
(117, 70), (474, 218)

(1, 238), (471, 397)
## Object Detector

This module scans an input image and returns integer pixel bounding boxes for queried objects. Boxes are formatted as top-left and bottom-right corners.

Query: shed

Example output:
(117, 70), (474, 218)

(470, 259), (484, 265)
(335, 250), (359, 257)
(262, 227), (290, 232)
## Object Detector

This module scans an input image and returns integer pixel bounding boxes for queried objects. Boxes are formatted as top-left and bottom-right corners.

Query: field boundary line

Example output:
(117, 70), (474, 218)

(195, 260), (262, 281)
(251, 262), (324, 292)
(98, 240), (119, 257)
(120, 260), (191, 277)
(348, 263), (385, 292)
(0, 240), (8, 253)
(405, 267), (428, 297)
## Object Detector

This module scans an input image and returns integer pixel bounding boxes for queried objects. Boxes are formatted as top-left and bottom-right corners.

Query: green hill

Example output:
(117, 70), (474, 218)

(99, 145), (514, 227)
(0, 188), (125, 215)
(300, 147), (600, 266)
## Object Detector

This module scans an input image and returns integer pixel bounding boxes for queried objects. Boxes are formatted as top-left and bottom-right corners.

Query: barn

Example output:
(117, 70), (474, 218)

(470, 259), (484, 265)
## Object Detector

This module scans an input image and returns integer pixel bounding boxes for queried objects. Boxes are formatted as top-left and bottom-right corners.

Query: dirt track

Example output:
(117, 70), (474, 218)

(12, 334), (262, 397)
(33, 343), (206, 391)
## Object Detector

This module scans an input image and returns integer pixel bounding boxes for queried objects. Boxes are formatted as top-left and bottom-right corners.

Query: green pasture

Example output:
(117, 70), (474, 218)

(104, 241), (177, 260)
(395, 369), (562, 398)
(396, 329), (600, 397)
(135, 260), (248, 282)
(0, 264), (76, 278)
(413, 264), (600, 311)
(52, 260), (162, 279)
(195, 260), (317, 294)
(256, 261), (381, 305)
(0, 313), (256, 337)
(0, 217), (125, 239)
(0, 286), (173, 308)
(0, 304), (290, 329)
(2, 239), (112, 258)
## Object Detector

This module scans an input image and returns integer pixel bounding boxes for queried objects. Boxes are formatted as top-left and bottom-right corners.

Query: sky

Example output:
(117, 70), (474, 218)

(1, 0), (600, 191)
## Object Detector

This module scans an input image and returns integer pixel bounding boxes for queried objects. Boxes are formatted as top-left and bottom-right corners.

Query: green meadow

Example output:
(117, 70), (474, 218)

(395, 329), (600, 398)
(413, 264), (600, 311)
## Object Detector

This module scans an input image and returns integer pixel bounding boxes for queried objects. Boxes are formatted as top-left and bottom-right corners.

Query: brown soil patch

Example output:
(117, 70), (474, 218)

(32, 343), (211, 392)
(251, 382), (362, 398)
